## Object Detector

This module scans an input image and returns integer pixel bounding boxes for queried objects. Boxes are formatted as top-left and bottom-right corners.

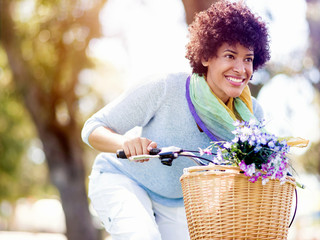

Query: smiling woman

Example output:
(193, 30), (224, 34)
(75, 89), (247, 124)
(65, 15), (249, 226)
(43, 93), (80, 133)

(185, 0), (270, 75)
(81, 1), (271, 239)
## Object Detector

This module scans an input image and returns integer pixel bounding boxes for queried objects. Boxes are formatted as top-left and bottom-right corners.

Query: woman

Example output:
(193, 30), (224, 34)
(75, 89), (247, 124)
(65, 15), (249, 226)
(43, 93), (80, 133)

(81, 1), (270, 239)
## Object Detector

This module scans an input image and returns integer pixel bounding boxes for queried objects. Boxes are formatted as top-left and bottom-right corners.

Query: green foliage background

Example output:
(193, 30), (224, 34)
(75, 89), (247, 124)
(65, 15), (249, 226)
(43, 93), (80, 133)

(0, 48), (55, 201)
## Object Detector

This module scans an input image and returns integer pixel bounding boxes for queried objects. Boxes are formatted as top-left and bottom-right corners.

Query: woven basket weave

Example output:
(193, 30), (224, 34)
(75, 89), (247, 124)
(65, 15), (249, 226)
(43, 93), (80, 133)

(180, 165), (296, 240)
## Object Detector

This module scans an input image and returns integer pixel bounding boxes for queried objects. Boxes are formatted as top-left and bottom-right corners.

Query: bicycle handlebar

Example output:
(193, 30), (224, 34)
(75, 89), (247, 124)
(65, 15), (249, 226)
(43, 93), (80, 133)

(116, 146), (214, 166)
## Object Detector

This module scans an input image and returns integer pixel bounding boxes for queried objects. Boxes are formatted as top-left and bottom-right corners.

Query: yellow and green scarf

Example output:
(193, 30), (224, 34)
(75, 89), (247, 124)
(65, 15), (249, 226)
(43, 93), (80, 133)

(186, 73), (256, 141)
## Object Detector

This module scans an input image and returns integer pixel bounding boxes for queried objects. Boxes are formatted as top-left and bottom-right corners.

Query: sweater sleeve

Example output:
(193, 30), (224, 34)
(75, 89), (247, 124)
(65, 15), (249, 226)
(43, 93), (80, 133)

(81, 75), (167, 147)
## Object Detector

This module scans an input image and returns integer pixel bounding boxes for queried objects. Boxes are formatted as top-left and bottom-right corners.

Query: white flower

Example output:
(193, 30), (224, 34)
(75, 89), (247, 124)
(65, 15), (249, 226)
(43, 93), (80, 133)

(262, 178), (269, 185)
(223, 142), (232, 149)
(246, 163), (256, 176)
(249, 118), (257, 126)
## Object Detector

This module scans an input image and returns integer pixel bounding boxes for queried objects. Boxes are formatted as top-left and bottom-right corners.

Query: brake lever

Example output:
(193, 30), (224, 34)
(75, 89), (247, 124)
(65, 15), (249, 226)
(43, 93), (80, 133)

(158, 146), (183, 166)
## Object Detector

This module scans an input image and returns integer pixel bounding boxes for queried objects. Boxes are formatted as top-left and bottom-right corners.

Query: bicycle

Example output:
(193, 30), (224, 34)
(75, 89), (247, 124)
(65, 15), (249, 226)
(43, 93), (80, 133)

(117, 146), (298, 239)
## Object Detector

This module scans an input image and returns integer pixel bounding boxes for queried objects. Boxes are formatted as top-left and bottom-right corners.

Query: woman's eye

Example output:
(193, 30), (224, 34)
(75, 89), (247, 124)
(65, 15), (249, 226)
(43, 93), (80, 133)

(245, 58), (253, 62)
(225, 54), (234, 59)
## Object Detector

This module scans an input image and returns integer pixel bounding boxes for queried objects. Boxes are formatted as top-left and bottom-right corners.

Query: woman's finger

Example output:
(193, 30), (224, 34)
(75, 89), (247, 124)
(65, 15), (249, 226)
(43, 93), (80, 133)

(147, 141), (157, 152)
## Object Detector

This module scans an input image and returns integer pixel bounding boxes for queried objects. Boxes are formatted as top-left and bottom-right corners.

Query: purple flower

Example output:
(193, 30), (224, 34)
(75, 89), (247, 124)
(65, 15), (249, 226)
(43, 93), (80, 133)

(249, 172), (262, 183)
(239, 160), (247, 171)
(199, 147), (212, 156)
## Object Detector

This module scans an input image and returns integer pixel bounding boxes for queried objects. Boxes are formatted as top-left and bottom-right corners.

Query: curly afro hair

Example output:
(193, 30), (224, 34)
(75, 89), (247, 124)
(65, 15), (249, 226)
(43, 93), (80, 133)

(186, 0), (270, 75)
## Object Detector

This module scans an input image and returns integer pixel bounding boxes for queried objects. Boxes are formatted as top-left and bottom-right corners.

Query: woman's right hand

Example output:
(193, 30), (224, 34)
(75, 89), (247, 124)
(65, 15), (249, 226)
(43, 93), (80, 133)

(88, 126), (125, 153)
(88, 126), (157, 162)
(122, 137), (157, 162)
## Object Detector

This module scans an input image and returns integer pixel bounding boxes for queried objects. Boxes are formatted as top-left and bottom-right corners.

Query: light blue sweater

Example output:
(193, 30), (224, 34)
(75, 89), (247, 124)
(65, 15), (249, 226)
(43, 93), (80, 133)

(81, 72), (264, 207)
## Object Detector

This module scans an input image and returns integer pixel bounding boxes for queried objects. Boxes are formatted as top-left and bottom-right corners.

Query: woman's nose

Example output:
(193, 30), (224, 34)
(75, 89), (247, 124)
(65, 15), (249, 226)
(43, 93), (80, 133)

(233, 60), (246, 73)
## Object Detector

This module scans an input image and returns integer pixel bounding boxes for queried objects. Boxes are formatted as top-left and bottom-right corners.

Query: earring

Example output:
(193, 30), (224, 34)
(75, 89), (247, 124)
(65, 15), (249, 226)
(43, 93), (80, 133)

(250, 75), (253, 80)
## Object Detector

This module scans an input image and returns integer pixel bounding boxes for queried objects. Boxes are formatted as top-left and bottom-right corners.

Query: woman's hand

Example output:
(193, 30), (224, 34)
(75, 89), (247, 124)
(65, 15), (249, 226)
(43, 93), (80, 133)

(122, 137), (157, 162)
(88, 126), (157, 162)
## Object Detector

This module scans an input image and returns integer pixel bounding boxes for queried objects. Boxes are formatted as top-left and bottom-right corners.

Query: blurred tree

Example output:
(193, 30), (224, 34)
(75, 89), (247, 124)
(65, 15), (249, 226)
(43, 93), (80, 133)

(306, 0), (320, 80)
(0, 48), (31, 200)
(181, 0), (217, 25)
(304, 0), (320, 174)
(1, 0), (106, 239)
(299, 141), (320, 176)
(1, 45), (53, 203)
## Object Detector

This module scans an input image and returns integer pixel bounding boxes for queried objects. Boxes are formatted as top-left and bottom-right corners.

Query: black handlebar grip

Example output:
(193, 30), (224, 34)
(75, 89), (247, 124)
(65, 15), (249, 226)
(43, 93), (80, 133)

(149, 148), (161, 155)
(116, 150), (127, 159)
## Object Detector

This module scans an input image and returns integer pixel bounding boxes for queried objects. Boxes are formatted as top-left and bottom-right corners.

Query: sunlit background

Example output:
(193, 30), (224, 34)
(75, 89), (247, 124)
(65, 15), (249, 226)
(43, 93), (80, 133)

(0, 0), (320, 239)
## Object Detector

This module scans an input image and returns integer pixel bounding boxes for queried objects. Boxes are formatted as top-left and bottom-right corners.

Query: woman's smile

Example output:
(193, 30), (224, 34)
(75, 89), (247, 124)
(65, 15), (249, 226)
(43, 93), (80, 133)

(225, 76), (246, 85)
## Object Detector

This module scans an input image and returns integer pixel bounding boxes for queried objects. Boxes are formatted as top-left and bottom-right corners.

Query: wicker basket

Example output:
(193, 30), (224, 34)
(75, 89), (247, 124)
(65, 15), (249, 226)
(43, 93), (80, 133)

(180, 165), (296, 240)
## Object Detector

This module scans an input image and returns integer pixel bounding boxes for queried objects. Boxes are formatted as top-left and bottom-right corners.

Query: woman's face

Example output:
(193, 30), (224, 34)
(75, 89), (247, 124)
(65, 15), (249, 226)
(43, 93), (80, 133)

(202, 43), (254, 103)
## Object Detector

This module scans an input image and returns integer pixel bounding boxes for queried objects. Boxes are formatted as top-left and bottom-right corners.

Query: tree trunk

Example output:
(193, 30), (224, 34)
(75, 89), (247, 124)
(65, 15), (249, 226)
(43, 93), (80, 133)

(1, 1), (99, 239)
(39, 125), (99, 240)
(181, 0), (218, 25)
(306, 0), (320, 92)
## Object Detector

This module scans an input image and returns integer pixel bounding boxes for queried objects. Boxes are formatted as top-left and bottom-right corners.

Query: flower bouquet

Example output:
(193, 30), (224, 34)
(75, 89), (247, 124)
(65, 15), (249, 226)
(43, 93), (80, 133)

(180, 119), (308, 239)
(201, 119), (307, 187)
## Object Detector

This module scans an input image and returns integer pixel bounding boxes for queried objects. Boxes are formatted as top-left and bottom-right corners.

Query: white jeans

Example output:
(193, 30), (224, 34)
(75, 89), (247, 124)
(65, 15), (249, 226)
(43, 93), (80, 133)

(88, 170), (190, 240)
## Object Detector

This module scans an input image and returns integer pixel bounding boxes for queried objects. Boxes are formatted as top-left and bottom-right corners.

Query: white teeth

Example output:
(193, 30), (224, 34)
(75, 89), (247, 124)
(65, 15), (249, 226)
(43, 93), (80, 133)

(227, 77), (243, 83)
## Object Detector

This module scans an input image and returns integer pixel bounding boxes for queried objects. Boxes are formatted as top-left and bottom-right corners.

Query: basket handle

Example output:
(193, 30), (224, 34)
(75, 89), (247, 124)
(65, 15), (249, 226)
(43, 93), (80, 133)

(289, 188), (298, 228)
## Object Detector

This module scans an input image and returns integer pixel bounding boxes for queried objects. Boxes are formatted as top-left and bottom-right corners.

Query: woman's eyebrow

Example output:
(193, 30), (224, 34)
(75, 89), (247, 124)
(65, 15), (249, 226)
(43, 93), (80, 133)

(223, 49), (254, 56)
(223, 49), (237, 54)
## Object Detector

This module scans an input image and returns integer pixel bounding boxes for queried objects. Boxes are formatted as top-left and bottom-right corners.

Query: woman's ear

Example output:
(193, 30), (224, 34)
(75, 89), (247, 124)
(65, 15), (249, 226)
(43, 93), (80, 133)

(201, 58), (209, 67)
